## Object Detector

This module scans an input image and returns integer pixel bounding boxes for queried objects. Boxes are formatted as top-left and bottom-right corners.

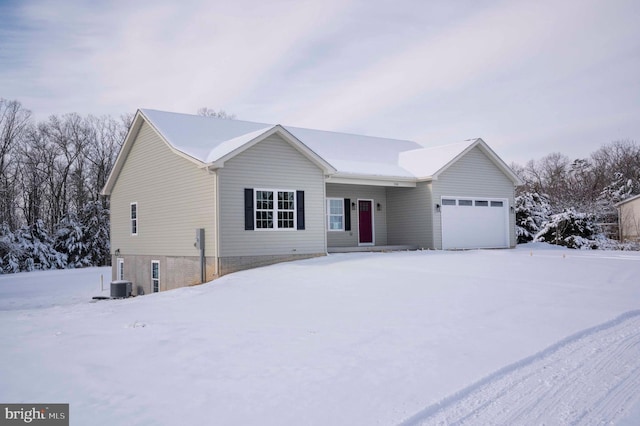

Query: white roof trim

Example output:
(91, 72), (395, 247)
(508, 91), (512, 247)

(615, 193), (640, 207)
(205, 126), (275, 163)
(327, 174), (416, 187)
(139, 110), (208, 166)
(207, 125), (337, 174)
(432, 138), (524, 185)
(103, 109), (521, 195)
(102, 110), (209, 195)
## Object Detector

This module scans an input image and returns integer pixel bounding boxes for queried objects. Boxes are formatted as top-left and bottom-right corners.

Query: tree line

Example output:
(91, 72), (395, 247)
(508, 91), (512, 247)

(1, 97), (639, 273)
(0, 98), (132, 273)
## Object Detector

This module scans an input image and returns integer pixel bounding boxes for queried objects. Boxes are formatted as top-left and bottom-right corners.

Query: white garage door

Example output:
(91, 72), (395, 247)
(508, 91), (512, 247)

(441, 197), (509, 249)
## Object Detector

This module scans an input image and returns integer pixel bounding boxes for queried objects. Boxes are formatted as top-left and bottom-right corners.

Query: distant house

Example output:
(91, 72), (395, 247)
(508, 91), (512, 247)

(616, 194), (640, 242)
(101, 110), (523, 294)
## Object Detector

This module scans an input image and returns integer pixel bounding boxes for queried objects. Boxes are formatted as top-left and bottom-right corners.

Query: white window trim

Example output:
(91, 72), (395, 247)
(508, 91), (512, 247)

(254, 189), (297, 231)
(130, 202), (138, 236)
(151, 260), (160, 293)
(326, 198), (345, 231)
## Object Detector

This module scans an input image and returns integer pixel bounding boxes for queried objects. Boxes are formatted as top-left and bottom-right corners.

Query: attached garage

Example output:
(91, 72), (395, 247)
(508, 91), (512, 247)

(441, 197), (510, 249)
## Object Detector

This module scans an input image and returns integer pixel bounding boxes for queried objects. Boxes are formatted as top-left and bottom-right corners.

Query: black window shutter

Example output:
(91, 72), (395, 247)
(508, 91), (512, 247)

(344, 198), (351, 231)
(296, 190), (305, 230)
(244, 188), (254, 230)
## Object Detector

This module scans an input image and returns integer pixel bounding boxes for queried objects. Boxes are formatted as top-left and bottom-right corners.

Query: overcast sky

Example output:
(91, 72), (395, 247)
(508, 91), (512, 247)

(1, 0), (638, 164)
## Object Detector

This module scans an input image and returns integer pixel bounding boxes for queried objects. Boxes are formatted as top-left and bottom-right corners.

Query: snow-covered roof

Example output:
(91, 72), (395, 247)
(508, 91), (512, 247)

(399, 139), (478, 179)
(102, 109), (521, 195)
(141, 109), (273, 162)
(284, 125), (419, 178)
(141, 109), (421, 178)
(204, 126), (275, 163)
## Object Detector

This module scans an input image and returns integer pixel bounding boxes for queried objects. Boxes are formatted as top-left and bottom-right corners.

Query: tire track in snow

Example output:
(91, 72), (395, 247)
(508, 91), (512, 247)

(401, 310), (640, 426)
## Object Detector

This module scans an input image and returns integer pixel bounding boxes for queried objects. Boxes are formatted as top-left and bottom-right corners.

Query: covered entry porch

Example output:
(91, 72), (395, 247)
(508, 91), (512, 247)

(325, 180), (432, 252)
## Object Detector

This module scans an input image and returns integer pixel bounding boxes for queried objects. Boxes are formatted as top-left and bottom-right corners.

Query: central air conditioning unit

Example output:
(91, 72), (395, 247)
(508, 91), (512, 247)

(110, 280), (132, 298)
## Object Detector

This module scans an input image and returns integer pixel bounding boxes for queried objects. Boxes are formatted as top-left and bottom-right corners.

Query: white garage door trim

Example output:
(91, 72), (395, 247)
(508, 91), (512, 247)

(441, 196), (509, 249)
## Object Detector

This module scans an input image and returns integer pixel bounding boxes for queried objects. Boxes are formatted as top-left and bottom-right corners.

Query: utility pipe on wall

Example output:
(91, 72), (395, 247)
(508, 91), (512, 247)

(196, 228), (205, 283)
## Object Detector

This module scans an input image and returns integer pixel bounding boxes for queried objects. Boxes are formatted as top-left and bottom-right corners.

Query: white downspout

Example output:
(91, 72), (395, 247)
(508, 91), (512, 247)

(214, 168), (221, 276)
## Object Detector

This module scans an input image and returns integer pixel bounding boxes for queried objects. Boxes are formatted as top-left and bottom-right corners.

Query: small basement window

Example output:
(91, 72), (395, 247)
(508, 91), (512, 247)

(490, 201), (504, 207)
(151, 260), (159, 293)
(458, 199), (473, 206)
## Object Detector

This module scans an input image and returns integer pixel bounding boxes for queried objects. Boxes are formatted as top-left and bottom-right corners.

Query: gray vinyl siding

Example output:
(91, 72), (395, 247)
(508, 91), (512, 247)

(325, 184), (388, 247)
(386, 182), (433, 248)
(110, 121), (217, 259)
(431, 146), (517, 249)
(218, 134), (326, 257)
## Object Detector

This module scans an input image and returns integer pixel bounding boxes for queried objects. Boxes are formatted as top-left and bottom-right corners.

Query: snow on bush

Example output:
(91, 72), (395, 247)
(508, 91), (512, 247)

(516, 191), (639, 251)
(0, 203), (110, 274)
(15, 220), (66, 271)
(534, 209), (599, 249)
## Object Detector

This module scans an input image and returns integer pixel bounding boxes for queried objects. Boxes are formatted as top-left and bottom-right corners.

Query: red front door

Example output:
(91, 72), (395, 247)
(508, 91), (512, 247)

(358, 200), (373, 244)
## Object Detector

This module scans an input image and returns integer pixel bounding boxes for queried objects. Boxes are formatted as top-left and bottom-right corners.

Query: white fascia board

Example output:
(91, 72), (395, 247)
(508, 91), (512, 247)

(206, 126), (277, 169)
(102, 110), (209, 195)
(474, 139), (524, 186)
(615, 193), (640, 207)
(207, 125), (337, 175)
(431, 138), (524, 186)
(326, 174), (416, 187)
(101, 110), (145, 196)
(139, 110), (207, 167)
(274, 125), (337, 174)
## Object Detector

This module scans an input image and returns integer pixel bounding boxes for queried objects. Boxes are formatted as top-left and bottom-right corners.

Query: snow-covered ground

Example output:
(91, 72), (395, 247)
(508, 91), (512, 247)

(1, 244), (639, 425)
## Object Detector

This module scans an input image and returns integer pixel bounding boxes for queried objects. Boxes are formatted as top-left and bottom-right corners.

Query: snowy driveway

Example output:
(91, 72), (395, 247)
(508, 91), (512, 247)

(403, 310), (640, 425)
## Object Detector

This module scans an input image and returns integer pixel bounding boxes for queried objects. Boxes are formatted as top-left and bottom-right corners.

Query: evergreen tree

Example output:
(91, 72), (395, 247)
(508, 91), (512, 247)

(16, 220), (66, 271)
(0, 222), (21, 273)
(81, 201), (110, 266)
(515, 192), (551, 243)
(54, 212), (88, 268)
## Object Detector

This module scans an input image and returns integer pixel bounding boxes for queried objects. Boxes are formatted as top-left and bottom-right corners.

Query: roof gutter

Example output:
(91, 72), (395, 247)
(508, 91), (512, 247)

(326, 173), (416, 187)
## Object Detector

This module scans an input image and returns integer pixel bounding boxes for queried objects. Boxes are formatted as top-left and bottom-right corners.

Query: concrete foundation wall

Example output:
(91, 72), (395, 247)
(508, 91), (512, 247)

(219, 253), (325, 276)
(111, 255), (217, 295)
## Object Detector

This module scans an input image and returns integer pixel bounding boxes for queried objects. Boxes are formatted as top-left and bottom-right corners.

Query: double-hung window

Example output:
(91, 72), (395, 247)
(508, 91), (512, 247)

(327, 198), (344, 231)
(277, 191), (295, 229)
(130, 202), (138, 235)
(255, 189), (296, 230)
(255, 190), (274, 229)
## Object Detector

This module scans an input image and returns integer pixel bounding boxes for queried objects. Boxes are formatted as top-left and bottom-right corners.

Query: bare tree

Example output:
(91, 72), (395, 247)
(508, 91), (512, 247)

(592, 140), (640, 196)
(84, 115), (126, 204)
(197, 107), (236, 119)
(17, 125), (49, 226)
(0, 99), (32, 229)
